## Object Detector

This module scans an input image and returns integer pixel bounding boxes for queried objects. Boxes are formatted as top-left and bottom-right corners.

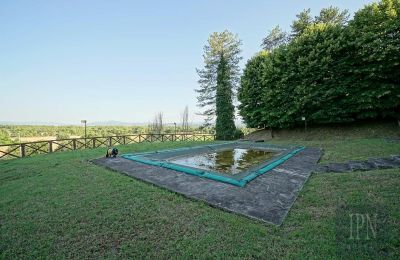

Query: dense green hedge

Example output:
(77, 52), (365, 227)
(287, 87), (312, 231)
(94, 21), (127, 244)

(238, 0), (400, 128)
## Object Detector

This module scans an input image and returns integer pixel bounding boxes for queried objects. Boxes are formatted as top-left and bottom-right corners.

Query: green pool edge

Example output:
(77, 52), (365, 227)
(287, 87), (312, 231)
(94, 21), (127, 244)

(122, 146), (305, 187)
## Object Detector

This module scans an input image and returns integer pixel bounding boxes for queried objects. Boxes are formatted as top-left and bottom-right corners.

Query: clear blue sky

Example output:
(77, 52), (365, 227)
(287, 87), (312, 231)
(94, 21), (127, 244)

(0, 0), (372, 124)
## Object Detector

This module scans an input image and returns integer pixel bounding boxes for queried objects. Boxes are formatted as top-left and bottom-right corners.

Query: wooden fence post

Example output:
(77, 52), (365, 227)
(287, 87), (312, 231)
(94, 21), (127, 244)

(123, 136), (126, 145)
(72, 139), (77, 150)
(48, 141), (53, 153)
(92, 138), (96, 148)
(20, 144), (25, 157)
(108, 137), (112, 147)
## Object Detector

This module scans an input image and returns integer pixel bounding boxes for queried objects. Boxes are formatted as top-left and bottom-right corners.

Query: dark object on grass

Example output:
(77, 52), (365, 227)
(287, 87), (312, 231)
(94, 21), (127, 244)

(313, 155), (400, 173)
(106, 148), (118, 158)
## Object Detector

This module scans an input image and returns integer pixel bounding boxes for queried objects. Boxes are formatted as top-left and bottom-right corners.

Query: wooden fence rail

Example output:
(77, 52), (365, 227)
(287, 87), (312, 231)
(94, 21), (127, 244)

(0, 134), (216, 160)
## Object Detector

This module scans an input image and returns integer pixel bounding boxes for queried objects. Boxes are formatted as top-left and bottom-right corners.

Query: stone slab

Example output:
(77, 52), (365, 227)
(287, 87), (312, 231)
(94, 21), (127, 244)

(314, 155), (400, 174)
(368, 158), (400, 169)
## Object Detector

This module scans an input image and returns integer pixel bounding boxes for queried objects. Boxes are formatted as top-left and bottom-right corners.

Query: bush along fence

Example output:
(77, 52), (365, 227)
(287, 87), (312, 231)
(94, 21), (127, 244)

(0, 134), (216, 159)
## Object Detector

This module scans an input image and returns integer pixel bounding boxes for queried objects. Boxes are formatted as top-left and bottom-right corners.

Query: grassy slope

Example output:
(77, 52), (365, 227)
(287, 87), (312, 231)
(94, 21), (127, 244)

(269, 138), (400, 163)
(1, 134), (400, 258)
(246, 120), (400, 141)
(247, 121), (400, 163)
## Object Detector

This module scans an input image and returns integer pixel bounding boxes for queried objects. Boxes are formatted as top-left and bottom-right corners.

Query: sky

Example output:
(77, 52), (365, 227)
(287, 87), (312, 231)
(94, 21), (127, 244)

(0, 0), (373, 125)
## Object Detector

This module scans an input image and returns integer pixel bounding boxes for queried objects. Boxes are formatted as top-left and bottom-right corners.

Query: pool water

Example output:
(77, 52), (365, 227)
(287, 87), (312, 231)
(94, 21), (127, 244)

(122, 142), (304, 187)
(169, 148), (277, 175)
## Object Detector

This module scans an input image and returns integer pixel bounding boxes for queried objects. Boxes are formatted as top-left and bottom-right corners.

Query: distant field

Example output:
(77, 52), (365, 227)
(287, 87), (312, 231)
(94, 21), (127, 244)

(0, 125), (218, 145)
(17, 136), (58, 142)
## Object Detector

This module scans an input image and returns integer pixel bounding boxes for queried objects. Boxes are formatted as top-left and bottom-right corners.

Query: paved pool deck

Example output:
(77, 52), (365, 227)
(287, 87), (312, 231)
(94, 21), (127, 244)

(92, 147), (322, 225)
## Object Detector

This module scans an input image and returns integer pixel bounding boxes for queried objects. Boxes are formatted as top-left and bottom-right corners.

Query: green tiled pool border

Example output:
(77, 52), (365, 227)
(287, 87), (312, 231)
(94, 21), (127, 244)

(122, 143), (304, 187)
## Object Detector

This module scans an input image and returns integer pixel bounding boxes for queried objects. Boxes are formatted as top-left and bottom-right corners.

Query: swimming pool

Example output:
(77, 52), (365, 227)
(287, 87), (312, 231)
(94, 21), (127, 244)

(122, 142), (304, 187)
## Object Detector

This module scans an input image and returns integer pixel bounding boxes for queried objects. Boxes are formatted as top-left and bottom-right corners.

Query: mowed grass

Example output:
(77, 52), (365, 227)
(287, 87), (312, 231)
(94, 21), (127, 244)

(1, 140), (400, 258)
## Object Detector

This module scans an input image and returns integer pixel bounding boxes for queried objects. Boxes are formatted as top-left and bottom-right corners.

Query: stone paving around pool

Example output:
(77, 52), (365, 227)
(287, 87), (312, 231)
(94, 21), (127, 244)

(92, 147), (322, 225)
(314, 155), (400, 173)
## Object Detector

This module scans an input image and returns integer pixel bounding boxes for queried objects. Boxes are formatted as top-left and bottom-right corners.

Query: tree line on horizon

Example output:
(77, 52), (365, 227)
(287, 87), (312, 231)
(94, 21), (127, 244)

(196, 0), (399, 138)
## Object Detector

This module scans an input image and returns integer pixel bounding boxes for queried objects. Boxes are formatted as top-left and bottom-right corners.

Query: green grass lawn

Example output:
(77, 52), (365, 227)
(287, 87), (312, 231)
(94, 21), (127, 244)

(1, 140), (399, 258)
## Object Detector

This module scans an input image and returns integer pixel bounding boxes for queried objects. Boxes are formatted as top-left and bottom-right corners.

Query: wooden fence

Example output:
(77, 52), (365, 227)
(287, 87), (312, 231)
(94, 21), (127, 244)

(0, 134), (216, 160)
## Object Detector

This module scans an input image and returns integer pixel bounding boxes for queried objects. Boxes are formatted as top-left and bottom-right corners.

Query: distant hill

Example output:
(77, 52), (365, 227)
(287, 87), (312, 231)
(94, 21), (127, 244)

(0, 121), (145, 126)
(0, 120), (206, 127)
(0, 121), (71, 126)
(87, 121), (146, 126)
(0, 120), (245, 127)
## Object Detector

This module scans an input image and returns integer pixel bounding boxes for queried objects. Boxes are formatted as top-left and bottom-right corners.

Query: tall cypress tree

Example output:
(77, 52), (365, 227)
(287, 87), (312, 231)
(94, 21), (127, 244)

(196, 31), (242, 130)
(215, 53), (236, 139)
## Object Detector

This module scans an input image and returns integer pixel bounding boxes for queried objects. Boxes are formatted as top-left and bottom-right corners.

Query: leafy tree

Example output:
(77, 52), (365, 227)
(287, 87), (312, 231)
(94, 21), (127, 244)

(347, 0), (400, 120)
(0, 128), (12, 144)
(261, 26), (288, 51)
(196, 30), (242, 126)
(56, 133), (71, 140)
(238, 51), (269, 128)
(315, 6), (349, 25)
(291, 7), (348, 38)
(215, 53), (236, 139)
(290, 23), (354, 124)
(239, 0), (400, 129)
(258, 46), (299, 128)
(291, 8), (313, 37)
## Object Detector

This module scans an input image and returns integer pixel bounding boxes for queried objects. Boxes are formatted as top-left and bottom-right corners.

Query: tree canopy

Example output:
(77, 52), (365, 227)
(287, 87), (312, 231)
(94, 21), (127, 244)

(261, 26), (288, 51)
(238, 0), (400, 129)
(291, 6), (349, 38)
(291, 8), (313, 37)
(315, 6), (349, 25)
